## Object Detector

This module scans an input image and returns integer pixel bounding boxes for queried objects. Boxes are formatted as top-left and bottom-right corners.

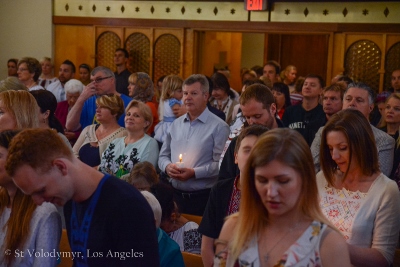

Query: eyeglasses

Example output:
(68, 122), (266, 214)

(18, 68), (29, 72)
(91, 76), (112, 84)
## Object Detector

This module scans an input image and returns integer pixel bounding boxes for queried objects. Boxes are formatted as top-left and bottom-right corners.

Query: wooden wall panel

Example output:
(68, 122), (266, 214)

(267, 34), (329, 82)
(266, 34), (281, 64)
(331, 33), (346, 82)
(55, 25), (95, 76)
(184, 29), (195, 79)
(198, 31), (243, 91)
(386, 35), (400, 52)
(53, 18), (400, 91)
(229, 33), (243, 91)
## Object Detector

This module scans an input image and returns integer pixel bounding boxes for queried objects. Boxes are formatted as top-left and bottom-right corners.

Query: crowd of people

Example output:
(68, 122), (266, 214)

(1, 50), (400, 267)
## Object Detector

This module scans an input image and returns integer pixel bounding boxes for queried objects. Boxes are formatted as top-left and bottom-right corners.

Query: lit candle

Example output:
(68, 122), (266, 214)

(176, 154), (184, 168)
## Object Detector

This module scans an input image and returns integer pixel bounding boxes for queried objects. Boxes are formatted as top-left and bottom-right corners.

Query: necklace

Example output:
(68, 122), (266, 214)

(263, 220), (300, 264)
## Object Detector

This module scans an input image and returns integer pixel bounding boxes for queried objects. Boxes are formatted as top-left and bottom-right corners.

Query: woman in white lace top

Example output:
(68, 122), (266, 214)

(318, 109), (400, 267)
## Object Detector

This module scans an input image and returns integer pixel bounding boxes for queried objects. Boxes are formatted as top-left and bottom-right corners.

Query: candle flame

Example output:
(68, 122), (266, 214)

(179, 154), (182, 163)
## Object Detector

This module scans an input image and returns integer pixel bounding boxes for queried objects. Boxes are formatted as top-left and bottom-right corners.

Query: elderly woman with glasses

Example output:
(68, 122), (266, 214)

(99, 100), (159, 178)
(127, 72), (159, 135)
(17, 57), (44, 91)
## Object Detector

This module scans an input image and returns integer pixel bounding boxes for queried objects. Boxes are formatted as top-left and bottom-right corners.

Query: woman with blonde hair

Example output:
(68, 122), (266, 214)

(0, 91), (61, 266)
(0, 77), (27, 93)
(99, 100), (159, 177)
(154, 75), (184, 143)
(38, 57), (57, 89)
(379, 93), (400, 138)
(17, 57), (44, 91)
(319, 109), (400, 266)
(281, 65), (297, 92)
(0, 90), (39, 131)
(215, 128), (350, 267)
(73, 94), (127, 167)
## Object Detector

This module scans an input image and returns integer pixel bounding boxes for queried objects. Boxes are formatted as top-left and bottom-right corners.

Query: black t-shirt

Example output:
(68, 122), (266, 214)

(282, 104), (326, 146)
(64, 176), (160, 267)
(198, 177), (235, 239)
(114, 69), (131, 96)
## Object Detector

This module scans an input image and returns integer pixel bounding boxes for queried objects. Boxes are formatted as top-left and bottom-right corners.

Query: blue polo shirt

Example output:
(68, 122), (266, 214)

(80, 94), (132, 129)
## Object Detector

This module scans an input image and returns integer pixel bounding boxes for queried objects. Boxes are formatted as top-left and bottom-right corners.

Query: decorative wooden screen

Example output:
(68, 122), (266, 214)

(125, 33), (150, 74)
(154, 34), (181, 81)
(344, 40), (381, 92)
(96, 31), (121, 71)
(384, 42), (400, 91)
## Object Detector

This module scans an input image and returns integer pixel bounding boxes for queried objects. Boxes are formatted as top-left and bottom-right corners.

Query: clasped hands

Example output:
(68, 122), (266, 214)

(166, 163), (194, 181)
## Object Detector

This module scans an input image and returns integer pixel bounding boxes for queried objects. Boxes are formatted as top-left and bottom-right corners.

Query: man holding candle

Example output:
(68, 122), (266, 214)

(159, 74), (230, 216)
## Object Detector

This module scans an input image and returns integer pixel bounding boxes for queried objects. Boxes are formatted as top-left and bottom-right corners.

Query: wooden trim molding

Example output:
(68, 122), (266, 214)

(53, 16), (400, 34)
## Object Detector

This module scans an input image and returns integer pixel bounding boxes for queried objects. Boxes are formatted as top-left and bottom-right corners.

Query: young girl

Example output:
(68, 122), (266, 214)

(154, 75), (184, 143)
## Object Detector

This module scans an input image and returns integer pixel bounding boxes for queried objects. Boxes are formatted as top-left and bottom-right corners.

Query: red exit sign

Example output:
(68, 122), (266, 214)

(245, 0), (267, 11)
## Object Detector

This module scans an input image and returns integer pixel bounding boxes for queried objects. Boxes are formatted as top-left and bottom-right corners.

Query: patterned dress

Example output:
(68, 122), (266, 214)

(168, 221), (202, 254)
(316, 172), (400, 263)
(98, 135), (159, 178)
(216, 221), (327, 267)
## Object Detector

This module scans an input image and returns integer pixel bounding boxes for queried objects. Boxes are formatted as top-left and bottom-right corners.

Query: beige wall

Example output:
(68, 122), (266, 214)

(0, 0), (53, 79)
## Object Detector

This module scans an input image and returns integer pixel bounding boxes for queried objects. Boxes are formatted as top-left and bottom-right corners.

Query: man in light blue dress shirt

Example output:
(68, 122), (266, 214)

(159, 74), (230, 216)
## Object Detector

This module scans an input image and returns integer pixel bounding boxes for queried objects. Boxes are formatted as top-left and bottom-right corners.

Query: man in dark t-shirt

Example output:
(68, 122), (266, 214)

(282, 74), (326, 146)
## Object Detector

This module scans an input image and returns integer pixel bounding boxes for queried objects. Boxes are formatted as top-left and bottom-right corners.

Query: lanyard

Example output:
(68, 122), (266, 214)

(70, 174), (110, 266)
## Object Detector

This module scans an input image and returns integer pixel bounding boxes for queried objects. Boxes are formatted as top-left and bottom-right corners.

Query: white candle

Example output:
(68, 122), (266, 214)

(176, 153), (184, 168)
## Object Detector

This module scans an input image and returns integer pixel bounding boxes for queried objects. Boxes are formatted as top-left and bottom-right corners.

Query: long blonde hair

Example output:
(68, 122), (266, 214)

(0, 90), (40, 129)
(229, 128), (332, 261)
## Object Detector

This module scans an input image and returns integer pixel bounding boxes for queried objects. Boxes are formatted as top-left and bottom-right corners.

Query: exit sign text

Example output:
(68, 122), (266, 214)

(245, 0), (267, 11)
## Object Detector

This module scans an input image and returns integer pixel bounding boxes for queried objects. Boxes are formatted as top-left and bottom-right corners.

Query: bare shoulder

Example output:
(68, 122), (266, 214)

(320, 227), (351, 267)
(215, 215), (239, 258)
(219, 214), (238, 239)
